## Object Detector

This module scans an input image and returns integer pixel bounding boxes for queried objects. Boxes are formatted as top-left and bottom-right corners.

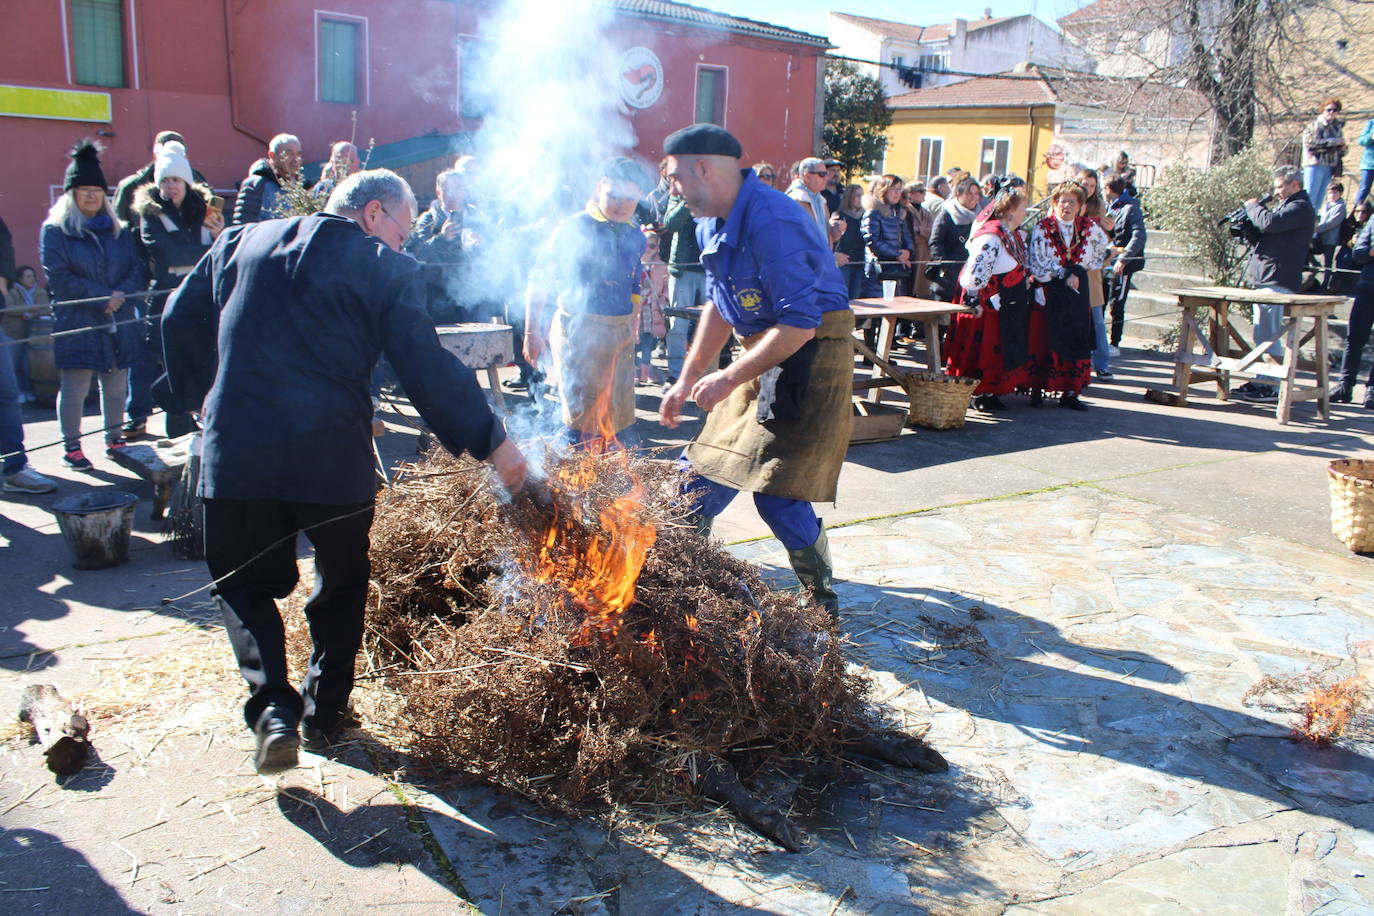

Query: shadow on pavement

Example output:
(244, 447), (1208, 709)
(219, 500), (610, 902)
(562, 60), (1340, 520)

(0, 827), (141, 914)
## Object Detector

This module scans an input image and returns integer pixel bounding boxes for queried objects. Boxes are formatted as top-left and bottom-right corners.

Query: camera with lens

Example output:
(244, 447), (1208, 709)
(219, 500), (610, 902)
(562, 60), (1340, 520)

(1217, 194), (1273, 239)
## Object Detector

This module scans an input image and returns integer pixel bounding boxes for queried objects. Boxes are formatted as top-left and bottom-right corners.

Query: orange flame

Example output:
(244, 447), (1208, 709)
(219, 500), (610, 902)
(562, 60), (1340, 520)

(526, 337), (657, 640)
(1297, 675), (1366, 744)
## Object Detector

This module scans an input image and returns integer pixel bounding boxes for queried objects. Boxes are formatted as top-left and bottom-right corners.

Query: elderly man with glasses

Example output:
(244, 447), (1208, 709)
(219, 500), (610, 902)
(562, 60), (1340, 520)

(157, 169), (528, 774)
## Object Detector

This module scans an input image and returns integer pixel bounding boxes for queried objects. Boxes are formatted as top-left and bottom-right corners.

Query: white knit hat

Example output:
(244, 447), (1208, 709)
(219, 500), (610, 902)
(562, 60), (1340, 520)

(154, 141), (194, 186)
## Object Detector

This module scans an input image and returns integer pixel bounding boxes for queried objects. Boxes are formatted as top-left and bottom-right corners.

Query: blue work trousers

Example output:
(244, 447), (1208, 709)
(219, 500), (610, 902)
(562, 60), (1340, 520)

(680, 458), (820, 550)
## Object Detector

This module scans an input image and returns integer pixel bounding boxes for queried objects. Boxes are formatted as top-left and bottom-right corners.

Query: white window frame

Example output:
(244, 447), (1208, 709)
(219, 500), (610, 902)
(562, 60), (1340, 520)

(979, 137), (1012, 178)
(314, 9), (370, 105)
(917, 136), (944, 180)
(693, 62), (729, 128)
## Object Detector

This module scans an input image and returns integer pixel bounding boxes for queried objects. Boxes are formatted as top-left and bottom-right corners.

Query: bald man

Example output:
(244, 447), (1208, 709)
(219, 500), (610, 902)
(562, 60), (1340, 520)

(658, 124), (854, 616)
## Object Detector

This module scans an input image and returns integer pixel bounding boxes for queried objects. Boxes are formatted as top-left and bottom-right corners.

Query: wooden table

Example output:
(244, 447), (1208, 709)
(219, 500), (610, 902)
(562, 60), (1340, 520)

(436, 322), (515, 411)
(1156, 286), (1343, 424)
(850, 297), (971, 405)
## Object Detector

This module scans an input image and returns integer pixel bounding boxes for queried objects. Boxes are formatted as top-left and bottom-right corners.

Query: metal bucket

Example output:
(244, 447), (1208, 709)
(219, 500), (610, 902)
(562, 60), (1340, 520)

(51, 490), (139, 569)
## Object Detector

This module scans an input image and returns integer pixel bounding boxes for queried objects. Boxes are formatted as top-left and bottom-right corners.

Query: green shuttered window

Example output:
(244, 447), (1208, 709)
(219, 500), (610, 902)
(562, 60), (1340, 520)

(71, 0), (125, 88)
(695, 68), (725, 126)
(319, 19), (360, 104)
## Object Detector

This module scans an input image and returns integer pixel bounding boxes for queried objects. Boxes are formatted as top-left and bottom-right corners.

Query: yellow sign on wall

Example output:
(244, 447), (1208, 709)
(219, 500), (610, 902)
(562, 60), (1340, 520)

(0, 85), (112, 123)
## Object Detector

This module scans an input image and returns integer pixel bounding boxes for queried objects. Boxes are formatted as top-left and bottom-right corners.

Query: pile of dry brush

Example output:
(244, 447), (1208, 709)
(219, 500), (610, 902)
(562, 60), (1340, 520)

(360, 449), (938, 828)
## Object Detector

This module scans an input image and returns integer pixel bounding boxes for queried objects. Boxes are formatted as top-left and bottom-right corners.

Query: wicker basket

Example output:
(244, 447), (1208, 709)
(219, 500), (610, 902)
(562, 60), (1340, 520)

(1329, 459), (1374, 553)
(901, 372), (978, 430)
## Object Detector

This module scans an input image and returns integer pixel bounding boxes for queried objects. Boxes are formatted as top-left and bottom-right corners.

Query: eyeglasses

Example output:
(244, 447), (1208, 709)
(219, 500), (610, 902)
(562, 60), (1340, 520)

(380, 206), (410, 236)
(807, 171), (828, 177)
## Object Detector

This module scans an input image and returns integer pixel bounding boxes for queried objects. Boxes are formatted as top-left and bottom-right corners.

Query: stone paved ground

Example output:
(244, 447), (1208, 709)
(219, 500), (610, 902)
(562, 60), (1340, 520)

(3, 349), (1374, 913)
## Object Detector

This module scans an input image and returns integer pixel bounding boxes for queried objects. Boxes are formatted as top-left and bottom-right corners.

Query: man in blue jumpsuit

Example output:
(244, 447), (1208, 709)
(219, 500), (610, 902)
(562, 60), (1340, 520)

(159, 169), (528, 773)
(659, 125), (854, 615)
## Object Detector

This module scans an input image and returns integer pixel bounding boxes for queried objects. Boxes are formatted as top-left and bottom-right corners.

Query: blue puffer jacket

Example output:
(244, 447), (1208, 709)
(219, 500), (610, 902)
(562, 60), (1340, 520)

(862, 205), (914, 279)
(40, 217), (147, 372)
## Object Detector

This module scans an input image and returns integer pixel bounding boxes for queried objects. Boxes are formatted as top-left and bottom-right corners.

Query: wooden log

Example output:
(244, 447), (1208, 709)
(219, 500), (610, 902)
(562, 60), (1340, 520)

(18, 684), (90, 775)
(842, 725), (949, 773)
(699, 755), (803, 852)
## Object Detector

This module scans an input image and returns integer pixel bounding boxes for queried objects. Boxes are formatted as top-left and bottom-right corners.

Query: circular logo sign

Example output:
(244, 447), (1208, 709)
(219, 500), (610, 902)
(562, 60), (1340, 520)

(617, 47), (664, 110)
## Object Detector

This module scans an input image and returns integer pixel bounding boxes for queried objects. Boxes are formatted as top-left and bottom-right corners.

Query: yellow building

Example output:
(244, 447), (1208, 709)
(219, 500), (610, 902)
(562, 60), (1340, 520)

(883, 64), (1213, 198)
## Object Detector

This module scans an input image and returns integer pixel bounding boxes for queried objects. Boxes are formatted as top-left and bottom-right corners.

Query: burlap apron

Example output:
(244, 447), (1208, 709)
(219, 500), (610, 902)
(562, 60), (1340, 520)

(685, 309), (855, 503)
(1086, 267), (1105, 309)
(550, 309), (637, 434)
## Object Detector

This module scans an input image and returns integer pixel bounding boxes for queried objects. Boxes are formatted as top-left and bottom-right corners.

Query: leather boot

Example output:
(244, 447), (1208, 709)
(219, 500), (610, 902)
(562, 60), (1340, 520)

(1331, 379), (1354, 403)
(786, 526), (839, 617)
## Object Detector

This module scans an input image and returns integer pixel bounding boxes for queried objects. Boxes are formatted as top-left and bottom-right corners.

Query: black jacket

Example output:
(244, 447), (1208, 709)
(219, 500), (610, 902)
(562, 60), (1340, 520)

(1107, 193), (1148, 271)
(158, 214), (505, 504)
(404, 202), (493, 322)
(231, 159), (284, 225)
(114, 161), (210, 227)
(135, 184), (215, 293)
(1352, 219), (1374, 289)
(928, 208), (973, 300)
(1245, 190), (1317, 291)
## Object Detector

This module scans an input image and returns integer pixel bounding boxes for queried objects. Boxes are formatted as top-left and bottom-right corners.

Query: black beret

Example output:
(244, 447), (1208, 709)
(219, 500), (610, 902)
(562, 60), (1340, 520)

(598, 156), (650, 191)
(662, 123), (742, 159)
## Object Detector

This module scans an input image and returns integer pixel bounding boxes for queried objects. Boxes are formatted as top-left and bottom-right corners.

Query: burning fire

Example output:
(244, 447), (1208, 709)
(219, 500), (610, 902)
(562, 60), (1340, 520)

(526, 347), (657, 639)
(1298, 675), (1367, 745)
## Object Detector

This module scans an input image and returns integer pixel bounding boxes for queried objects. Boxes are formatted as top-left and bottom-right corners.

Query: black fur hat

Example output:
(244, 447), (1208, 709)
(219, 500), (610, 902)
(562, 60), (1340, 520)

(64, 139), (107, 192)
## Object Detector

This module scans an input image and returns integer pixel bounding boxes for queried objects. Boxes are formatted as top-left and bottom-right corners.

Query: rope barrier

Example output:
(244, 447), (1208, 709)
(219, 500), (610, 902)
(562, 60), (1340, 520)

(0, 409), (169, 463)
(0, 287), (171, 315)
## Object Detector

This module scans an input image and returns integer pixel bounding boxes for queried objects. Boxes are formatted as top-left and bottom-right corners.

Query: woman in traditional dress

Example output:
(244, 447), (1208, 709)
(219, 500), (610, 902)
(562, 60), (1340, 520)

(1026, 181), (1111, 410)
(1076, 167), (1116, 379)
(945, 187), (1032, 411)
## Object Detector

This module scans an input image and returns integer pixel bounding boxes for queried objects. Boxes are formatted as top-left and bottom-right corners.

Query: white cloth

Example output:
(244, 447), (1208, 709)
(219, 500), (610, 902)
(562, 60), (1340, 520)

(959, 234), (1019, 295)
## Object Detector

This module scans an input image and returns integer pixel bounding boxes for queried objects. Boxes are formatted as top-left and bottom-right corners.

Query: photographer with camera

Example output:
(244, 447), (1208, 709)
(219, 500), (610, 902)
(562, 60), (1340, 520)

(1232, 165), (1317, 403)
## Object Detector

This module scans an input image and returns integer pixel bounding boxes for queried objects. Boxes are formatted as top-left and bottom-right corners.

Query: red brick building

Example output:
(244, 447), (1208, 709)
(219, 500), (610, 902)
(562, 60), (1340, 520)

(1, 0), (829, 268)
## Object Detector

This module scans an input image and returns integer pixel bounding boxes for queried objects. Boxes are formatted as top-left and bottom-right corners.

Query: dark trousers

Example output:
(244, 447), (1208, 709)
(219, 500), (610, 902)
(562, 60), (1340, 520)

(1340, 283), (1374, 392)
(1106, 265), (1140, 347)
(203, 497), (374, 730)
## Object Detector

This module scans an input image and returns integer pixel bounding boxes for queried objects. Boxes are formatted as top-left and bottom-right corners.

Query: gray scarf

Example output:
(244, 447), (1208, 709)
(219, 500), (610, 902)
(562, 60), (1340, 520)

(944, 198), (976, 225)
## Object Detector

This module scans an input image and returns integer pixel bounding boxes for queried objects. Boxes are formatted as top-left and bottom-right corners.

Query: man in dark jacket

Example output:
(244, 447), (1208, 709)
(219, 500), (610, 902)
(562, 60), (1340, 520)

(230, 133), (302, 224)
(1235, 166), (1318, 401)
(927, 177), (981, 302)
(1334, 217), (1374, 407)
(662, 193), (706, 386)
(159, 169), (527, 774)
(112, 130), (208, 226)
(1104, 175), (1147, 349)
(404, 168), (489, 324)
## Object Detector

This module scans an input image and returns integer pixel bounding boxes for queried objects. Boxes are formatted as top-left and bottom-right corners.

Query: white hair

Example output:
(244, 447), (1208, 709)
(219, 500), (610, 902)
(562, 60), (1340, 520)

(1273, 165), (1302, 186)
(325, 169), (416, 219)
(269, 133), (300, 153)
(43, 189), (122, 239)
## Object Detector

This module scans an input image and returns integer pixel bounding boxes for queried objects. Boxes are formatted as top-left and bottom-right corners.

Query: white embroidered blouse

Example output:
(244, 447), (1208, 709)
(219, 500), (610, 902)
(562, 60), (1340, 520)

(1028, 217), (1111, 281)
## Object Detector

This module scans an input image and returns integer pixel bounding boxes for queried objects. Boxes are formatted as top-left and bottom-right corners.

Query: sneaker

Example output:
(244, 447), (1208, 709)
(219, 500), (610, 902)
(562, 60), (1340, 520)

(302, 706), (361, 752)
(1096, 370), (1115, 380)
(502, 377), (529, 391)
(3, 467), (57, 494)
(1107, 346), (1121, 357)
(121, 418), (147, 438)
(661, 377), (678, 393)
(106, 439), (129, 456)
(1236, 384), (1278, 403)
(63, 449), (93, 470)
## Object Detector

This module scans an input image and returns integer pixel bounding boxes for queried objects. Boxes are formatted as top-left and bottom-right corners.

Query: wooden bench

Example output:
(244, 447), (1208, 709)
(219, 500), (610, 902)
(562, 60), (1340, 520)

(106, 433), (196, 519)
